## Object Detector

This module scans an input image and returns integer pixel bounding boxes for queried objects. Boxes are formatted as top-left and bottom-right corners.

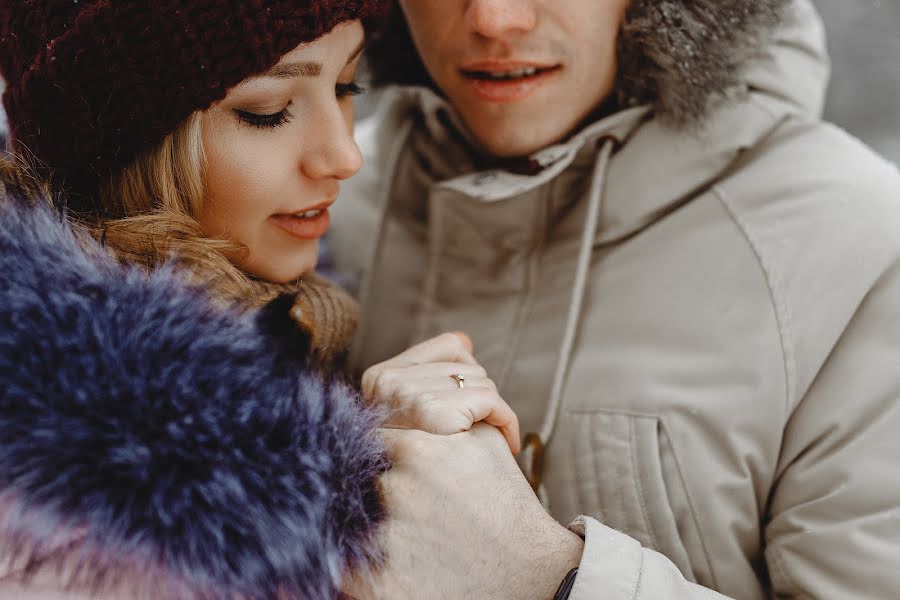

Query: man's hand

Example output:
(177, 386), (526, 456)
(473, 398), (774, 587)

(346, 424), (584, 600)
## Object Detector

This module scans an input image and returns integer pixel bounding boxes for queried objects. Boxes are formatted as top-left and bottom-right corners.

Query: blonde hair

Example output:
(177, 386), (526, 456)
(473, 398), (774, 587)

(0, 151), (54, 206)
(93, 113), (253, 302)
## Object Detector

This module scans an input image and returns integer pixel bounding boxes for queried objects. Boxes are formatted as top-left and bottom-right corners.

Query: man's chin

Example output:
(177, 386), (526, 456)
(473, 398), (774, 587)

(470, 124), (572, 159)
(455, 103), (579, 158)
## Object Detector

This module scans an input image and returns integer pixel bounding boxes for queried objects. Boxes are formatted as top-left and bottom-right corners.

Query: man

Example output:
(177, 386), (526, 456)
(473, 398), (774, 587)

(331, 0), (900, 597)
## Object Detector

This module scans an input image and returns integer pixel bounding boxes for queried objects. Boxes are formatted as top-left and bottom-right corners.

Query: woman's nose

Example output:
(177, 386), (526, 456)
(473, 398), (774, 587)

(301, 109), (363, 181)
(466, 0), (538, 39)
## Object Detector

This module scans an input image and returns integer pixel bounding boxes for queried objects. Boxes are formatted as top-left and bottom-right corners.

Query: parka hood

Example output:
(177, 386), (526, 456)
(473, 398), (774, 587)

(598, 0), (829, 244)
(617, 0), (791, 125)
(362, 0), (828, 244)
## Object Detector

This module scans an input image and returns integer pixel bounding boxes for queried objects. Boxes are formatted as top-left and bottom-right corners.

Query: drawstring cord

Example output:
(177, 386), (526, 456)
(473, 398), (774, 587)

(353, 125), (616, 503)
(522, 139), (616, 497)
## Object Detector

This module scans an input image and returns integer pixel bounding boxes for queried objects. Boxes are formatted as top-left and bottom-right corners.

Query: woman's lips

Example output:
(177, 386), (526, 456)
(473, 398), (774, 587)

(460, 63), (562, 104)
(270, 208), (331, 240)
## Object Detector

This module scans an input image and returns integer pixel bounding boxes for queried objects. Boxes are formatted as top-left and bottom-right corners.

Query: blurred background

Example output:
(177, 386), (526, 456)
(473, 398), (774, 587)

(1, 1), (898, 164)
(816, 0), (900, 165)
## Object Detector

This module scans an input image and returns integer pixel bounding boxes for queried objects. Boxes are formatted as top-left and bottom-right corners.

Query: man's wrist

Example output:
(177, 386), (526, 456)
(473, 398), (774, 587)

(553, 568), (579, 600)
(519, 525), (584, 600)
(550, 531), (584, 598)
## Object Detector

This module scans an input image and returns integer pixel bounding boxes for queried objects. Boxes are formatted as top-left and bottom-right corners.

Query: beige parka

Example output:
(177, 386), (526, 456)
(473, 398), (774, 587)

(330, 1), (900, 597)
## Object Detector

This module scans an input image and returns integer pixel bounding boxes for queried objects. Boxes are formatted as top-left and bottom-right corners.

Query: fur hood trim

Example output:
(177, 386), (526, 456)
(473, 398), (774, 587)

(616, 0), (789, 124)
(0, 191), (386, 599)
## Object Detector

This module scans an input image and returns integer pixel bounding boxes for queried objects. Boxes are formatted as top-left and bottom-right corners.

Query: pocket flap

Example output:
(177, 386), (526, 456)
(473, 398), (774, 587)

(572, 411), (696, 581)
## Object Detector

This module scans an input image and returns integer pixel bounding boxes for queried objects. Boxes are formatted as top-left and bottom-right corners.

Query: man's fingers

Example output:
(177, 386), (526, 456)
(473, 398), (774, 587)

(379, 427), (425, 463)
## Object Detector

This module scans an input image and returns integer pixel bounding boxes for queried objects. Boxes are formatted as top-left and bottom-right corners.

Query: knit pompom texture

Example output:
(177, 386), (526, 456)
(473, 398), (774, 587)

(0, 188), (387, 599)
(0, 0), (387, 202)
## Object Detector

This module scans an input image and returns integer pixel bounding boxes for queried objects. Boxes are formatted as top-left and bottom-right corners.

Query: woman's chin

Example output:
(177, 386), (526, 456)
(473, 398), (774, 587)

(240, 252), (318, 284)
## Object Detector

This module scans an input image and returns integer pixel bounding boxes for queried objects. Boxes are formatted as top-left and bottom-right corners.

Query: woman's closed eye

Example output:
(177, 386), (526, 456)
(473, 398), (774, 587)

(235, 106), (293, 129)
(234, 81), (363, 129)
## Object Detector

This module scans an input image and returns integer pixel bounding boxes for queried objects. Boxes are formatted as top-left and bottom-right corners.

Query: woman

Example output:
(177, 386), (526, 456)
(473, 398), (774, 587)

(0, 1), (518, 598)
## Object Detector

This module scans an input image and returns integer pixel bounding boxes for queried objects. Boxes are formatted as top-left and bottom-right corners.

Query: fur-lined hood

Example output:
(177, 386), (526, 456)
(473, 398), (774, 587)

(367, 0), (790, 126)
(347, 0), (829, 248)
(0, 183), (386, 598)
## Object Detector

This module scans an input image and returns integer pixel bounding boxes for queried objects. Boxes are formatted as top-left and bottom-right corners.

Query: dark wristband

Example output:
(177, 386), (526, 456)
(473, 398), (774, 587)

(553, 567), (579, 600)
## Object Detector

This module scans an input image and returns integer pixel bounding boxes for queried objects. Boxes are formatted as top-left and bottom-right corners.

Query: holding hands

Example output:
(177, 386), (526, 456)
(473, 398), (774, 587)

(361, 332), (521, 454)
(350, 337), (581, 599)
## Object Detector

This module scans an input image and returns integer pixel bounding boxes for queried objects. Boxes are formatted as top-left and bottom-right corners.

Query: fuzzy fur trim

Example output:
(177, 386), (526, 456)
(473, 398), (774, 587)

(0, 192), (386, 599)
(616, 0), (789, 125)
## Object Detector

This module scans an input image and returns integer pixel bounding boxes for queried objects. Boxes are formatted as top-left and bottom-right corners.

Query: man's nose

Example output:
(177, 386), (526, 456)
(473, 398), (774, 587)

(466, 0), (537, 39)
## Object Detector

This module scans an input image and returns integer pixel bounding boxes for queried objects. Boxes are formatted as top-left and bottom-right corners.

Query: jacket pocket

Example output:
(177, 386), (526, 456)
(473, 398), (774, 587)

(570, 411), (698, 582)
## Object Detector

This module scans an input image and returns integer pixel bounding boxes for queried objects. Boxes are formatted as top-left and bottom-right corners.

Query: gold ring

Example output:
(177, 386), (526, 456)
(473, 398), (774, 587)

(450, 373), (466, 389)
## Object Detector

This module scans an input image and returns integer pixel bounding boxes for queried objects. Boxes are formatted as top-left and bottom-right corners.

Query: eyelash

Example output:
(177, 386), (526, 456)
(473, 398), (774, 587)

(235, 81), (366, 130)
(236, 108), (294, 129)
(337, 81), (366, 98)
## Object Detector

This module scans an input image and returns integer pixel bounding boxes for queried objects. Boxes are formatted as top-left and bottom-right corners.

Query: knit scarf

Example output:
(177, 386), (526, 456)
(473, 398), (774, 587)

(246, 272), (360, 367)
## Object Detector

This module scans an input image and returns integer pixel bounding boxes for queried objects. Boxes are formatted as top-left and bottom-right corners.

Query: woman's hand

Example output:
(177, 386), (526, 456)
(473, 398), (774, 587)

(361, 333), (521, 454)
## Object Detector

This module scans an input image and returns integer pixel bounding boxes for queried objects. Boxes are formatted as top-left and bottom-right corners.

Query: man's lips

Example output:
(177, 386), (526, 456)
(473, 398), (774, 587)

(460, 60), (560, 74)
(459, 62), (562, 103)
(269, 200), (333, 240)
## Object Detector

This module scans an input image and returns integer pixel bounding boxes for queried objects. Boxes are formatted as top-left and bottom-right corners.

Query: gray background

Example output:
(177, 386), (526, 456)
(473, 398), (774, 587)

(816, 0), (900, 165)
(1, 2), (898, 164)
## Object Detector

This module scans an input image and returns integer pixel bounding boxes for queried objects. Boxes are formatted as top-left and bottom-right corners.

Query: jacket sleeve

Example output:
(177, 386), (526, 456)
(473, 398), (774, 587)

(568, 517), (730, 600)
(567, 257), (900, 599)
(761, 256), (900, 598)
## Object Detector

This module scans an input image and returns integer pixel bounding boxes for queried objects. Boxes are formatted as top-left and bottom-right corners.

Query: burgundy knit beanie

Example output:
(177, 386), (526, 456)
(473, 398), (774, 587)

(0, 0), (387, 207)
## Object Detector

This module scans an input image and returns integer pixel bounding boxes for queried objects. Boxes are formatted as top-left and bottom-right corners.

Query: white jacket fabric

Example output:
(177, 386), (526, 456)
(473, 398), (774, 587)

(330, 1), (900, 597)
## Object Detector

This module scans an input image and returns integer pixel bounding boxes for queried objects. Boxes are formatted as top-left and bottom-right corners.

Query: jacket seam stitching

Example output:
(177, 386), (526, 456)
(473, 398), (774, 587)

(713, 186), (794, 414)
(631, 549), (645, 599)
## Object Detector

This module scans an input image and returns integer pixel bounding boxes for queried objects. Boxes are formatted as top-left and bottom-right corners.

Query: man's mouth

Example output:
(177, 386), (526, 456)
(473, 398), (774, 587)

(459, 62), (561, 103)
(462, 65), (559, 81)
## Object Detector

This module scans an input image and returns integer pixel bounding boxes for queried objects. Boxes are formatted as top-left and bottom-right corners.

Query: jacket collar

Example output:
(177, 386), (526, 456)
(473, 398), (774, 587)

(379, 0), (829, 244)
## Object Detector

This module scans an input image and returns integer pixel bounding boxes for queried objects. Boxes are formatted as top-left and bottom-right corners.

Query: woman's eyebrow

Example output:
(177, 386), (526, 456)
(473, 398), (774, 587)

(253, 38), (366, 80)
(259, 61), (322, 79)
